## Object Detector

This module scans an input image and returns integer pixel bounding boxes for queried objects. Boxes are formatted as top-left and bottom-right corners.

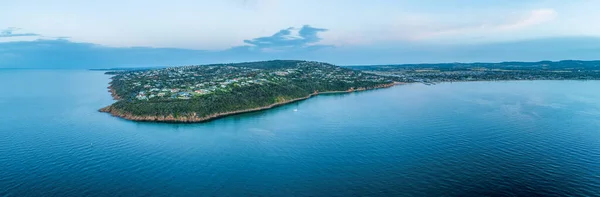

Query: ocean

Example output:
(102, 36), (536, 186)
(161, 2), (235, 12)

(1, 70), (599, 196)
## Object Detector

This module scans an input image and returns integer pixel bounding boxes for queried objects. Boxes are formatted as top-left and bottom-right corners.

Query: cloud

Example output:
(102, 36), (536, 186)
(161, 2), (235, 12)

(0, 39), (210, 68)
(0, 28), (40, 38)
(0, 25), (333, 68)
(497, 9), (557, 31)
(414, 8), (557, 40)
(237, 0), (278, 9)
(243, 25), (332, 51)
(318, 8), (560, 47)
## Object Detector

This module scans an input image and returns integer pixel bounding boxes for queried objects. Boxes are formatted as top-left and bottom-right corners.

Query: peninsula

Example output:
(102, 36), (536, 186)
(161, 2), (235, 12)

(99, 60), (396, 123)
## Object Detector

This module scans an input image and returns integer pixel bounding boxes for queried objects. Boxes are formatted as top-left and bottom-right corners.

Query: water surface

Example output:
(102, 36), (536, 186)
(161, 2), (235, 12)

(1, 70), (600, 196)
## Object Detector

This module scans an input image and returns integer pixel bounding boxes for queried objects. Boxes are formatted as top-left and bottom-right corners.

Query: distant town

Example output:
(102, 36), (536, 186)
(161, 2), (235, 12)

(351, 60), (600, 85)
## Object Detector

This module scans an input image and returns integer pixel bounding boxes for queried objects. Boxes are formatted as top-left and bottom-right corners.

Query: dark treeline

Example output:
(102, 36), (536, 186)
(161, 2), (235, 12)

(349, 60), (600, 71)
(111, 79), (386, 117)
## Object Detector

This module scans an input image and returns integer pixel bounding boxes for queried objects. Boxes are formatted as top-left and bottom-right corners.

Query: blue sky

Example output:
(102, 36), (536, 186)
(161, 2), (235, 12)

(2, 0), (600, 68)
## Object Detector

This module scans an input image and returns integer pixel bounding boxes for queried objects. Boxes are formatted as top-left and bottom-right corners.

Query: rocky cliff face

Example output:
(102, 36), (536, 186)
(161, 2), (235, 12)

(107, 85), (121, 100)
(99, 93), (316, 123)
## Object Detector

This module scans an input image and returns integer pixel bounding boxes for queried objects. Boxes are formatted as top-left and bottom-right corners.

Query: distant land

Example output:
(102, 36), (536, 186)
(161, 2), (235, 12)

(99, 60), (600, 123)
(5, 36), (600, 69)
(350, 60), (600, 84)
(89, 67), (159, 71)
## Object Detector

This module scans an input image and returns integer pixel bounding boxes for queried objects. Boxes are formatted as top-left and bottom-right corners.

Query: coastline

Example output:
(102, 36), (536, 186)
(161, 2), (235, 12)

(107, 85), (121, 100)
(99, 82), (399, 123)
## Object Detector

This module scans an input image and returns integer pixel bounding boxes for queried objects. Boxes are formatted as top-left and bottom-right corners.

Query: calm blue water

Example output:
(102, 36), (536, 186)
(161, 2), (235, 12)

(1, 70), (600, 196)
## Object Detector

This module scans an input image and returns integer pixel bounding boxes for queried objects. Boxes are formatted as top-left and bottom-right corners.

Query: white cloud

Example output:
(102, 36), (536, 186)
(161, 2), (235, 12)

(318, 7), (560, 47)
(497, 9), (557, 31)
(413, 8), (557, 40)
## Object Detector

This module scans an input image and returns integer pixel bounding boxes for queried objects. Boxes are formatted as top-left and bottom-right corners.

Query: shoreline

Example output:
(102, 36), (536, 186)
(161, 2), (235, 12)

(107, 85), (121, 100)
(414, 79), (598, 86)
(99, 82), (399, 123)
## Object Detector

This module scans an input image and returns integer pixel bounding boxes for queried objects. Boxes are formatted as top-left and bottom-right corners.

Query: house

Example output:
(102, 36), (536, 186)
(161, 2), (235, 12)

(177, 92), (192, 99)
(273, 71), (288, 76)
(136, 95), (148, 100)
(178, 92), (191, 96)
(194, 89), (210, 95)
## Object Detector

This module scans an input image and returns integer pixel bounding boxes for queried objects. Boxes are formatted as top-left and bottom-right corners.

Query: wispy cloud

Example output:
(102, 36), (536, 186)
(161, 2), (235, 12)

(0, 28), (40, 38)
(414, 8), (557, 40)
(497, 9), (557, 31)
(243, 25), (331, 51)
(326, 8), (560, 45)
(237, 0), (278, 9)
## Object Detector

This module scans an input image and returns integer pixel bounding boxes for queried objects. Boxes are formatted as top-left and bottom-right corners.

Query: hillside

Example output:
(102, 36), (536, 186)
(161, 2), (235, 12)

(100, 60), (397, 122)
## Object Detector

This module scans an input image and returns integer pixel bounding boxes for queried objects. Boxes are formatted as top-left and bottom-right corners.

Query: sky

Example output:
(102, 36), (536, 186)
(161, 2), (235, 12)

(1, 0), (600, 68)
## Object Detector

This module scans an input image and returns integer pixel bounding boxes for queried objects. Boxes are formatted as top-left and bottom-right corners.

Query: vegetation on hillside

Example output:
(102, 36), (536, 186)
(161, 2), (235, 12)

(102, 60), (395, 120)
